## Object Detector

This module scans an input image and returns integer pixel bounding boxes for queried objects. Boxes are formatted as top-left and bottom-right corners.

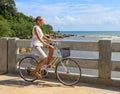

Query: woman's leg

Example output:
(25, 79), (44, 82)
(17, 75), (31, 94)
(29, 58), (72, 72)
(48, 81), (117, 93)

(47, 46), (54, 65)
(33, 58), (47, 78)
(34, 58), (47, 72)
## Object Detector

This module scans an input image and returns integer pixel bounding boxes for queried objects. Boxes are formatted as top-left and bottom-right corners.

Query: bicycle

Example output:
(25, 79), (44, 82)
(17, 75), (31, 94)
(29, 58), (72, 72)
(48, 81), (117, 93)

(18, 41), (81, 86)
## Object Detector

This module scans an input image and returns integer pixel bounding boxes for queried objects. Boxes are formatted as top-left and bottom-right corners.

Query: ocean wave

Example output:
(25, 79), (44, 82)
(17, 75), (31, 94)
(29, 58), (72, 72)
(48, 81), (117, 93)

(75, 35), (120, 40)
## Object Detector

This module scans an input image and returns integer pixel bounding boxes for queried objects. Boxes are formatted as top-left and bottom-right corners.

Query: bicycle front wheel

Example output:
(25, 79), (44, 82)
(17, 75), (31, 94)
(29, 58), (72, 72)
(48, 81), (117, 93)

(55, 58), (81, 86)
(19, 56), (38, 82)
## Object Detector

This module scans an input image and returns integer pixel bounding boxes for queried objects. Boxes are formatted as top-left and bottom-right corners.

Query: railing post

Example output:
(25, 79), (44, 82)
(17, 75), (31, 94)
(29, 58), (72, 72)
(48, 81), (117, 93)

(0, 38), (8, 74)
(8, 38), (19, 73)
(98, 40), (112, 85)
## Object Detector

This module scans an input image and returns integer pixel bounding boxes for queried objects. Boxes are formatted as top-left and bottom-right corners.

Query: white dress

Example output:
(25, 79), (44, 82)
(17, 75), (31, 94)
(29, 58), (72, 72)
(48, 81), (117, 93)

(31, 25), (44, 47)
(31, 25), (47, 58)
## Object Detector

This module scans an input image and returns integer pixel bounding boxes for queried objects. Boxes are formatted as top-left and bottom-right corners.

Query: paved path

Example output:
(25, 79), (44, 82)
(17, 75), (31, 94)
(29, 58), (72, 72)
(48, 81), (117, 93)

(0, 73), (119, 94)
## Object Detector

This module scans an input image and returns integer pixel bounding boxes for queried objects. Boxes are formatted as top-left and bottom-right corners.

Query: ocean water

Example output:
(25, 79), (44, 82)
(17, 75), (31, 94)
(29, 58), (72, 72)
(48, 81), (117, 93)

(54, 31), (120, 79)
(60, 31), (120, 36)
(55, 31), (120, 60)
(58, 31), (120, 41)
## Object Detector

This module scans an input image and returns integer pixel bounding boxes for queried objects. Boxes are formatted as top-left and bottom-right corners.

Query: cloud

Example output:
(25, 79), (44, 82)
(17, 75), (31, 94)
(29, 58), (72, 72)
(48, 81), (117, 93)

(15, 1), (120, 30)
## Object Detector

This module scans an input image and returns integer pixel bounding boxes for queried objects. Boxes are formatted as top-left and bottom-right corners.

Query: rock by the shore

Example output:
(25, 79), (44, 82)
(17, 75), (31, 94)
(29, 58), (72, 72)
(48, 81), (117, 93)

(49, 34), (74, 39)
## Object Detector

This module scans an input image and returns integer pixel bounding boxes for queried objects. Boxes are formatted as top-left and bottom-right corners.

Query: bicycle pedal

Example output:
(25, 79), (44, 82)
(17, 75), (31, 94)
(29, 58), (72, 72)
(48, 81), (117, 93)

(39, 69), (48, 77)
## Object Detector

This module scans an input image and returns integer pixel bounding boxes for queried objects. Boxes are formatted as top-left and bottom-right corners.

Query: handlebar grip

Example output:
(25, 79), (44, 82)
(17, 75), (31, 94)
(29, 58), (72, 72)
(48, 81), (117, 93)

(49, 42), (58, 46)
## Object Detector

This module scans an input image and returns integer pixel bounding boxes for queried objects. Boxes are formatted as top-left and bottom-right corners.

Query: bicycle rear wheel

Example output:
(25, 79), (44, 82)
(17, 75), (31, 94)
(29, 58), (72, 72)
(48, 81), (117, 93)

(55, 58), (81, 86)
(19, 56), (38, 82)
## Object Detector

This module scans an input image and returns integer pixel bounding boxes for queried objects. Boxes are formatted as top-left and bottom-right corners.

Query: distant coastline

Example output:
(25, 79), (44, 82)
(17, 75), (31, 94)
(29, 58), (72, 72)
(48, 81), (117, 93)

(49, 33), (74, 39)
(52, 31), (120, 41)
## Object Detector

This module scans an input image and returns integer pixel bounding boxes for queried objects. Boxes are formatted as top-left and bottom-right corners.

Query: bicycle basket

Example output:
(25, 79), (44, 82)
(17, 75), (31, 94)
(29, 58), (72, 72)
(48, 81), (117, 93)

(60, 47), (70, 57)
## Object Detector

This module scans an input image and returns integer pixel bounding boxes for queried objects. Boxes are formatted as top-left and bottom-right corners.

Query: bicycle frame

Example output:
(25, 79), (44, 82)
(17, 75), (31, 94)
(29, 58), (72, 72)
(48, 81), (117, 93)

(49, 42), (70, 73)
(18, 41), (81, 86)
(48, 42), (62, 67)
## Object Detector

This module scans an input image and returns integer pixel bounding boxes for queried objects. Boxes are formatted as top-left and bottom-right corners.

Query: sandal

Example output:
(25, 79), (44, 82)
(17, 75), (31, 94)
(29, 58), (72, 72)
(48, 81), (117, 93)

(32, 72), (42, 78)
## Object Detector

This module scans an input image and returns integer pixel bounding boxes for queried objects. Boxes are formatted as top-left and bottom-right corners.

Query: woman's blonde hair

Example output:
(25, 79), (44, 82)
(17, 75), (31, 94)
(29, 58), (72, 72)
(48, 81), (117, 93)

(34, 16), (43, 22)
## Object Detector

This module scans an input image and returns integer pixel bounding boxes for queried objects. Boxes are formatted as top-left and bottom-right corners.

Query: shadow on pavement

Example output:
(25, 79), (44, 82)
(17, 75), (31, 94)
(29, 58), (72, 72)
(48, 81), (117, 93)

(0, 73), (72, 88)
(0, 73), (120, 92)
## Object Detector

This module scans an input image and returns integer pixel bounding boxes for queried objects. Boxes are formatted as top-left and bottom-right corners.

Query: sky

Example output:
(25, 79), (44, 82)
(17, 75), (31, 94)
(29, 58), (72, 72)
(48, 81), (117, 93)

(14, 0), (120, 31)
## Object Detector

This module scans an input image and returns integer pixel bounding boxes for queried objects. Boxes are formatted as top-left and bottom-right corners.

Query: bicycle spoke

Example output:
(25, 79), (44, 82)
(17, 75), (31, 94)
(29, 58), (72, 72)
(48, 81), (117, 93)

(55, 58), (81, 86)
(19, 56), (38, 82)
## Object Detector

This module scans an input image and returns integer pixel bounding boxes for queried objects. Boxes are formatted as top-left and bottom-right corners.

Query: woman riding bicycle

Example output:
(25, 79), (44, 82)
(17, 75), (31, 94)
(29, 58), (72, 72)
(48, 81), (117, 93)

(31, 16), (54, 78)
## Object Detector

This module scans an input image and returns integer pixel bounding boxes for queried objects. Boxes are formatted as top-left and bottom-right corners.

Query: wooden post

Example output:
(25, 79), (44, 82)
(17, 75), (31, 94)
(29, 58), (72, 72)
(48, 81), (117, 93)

(98, 40), (112, 85)
(0, 38), (8, 74)
(8, 38), (19, 73)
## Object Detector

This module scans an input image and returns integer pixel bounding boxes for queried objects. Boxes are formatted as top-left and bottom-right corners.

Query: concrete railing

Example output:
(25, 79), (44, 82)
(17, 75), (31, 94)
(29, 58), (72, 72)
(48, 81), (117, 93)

(0, 38), (120, 86)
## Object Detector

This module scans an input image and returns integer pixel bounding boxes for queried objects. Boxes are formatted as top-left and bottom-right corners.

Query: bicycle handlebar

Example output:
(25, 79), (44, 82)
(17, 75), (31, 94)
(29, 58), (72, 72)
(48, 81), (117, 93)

(49, 41), (59, 47)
